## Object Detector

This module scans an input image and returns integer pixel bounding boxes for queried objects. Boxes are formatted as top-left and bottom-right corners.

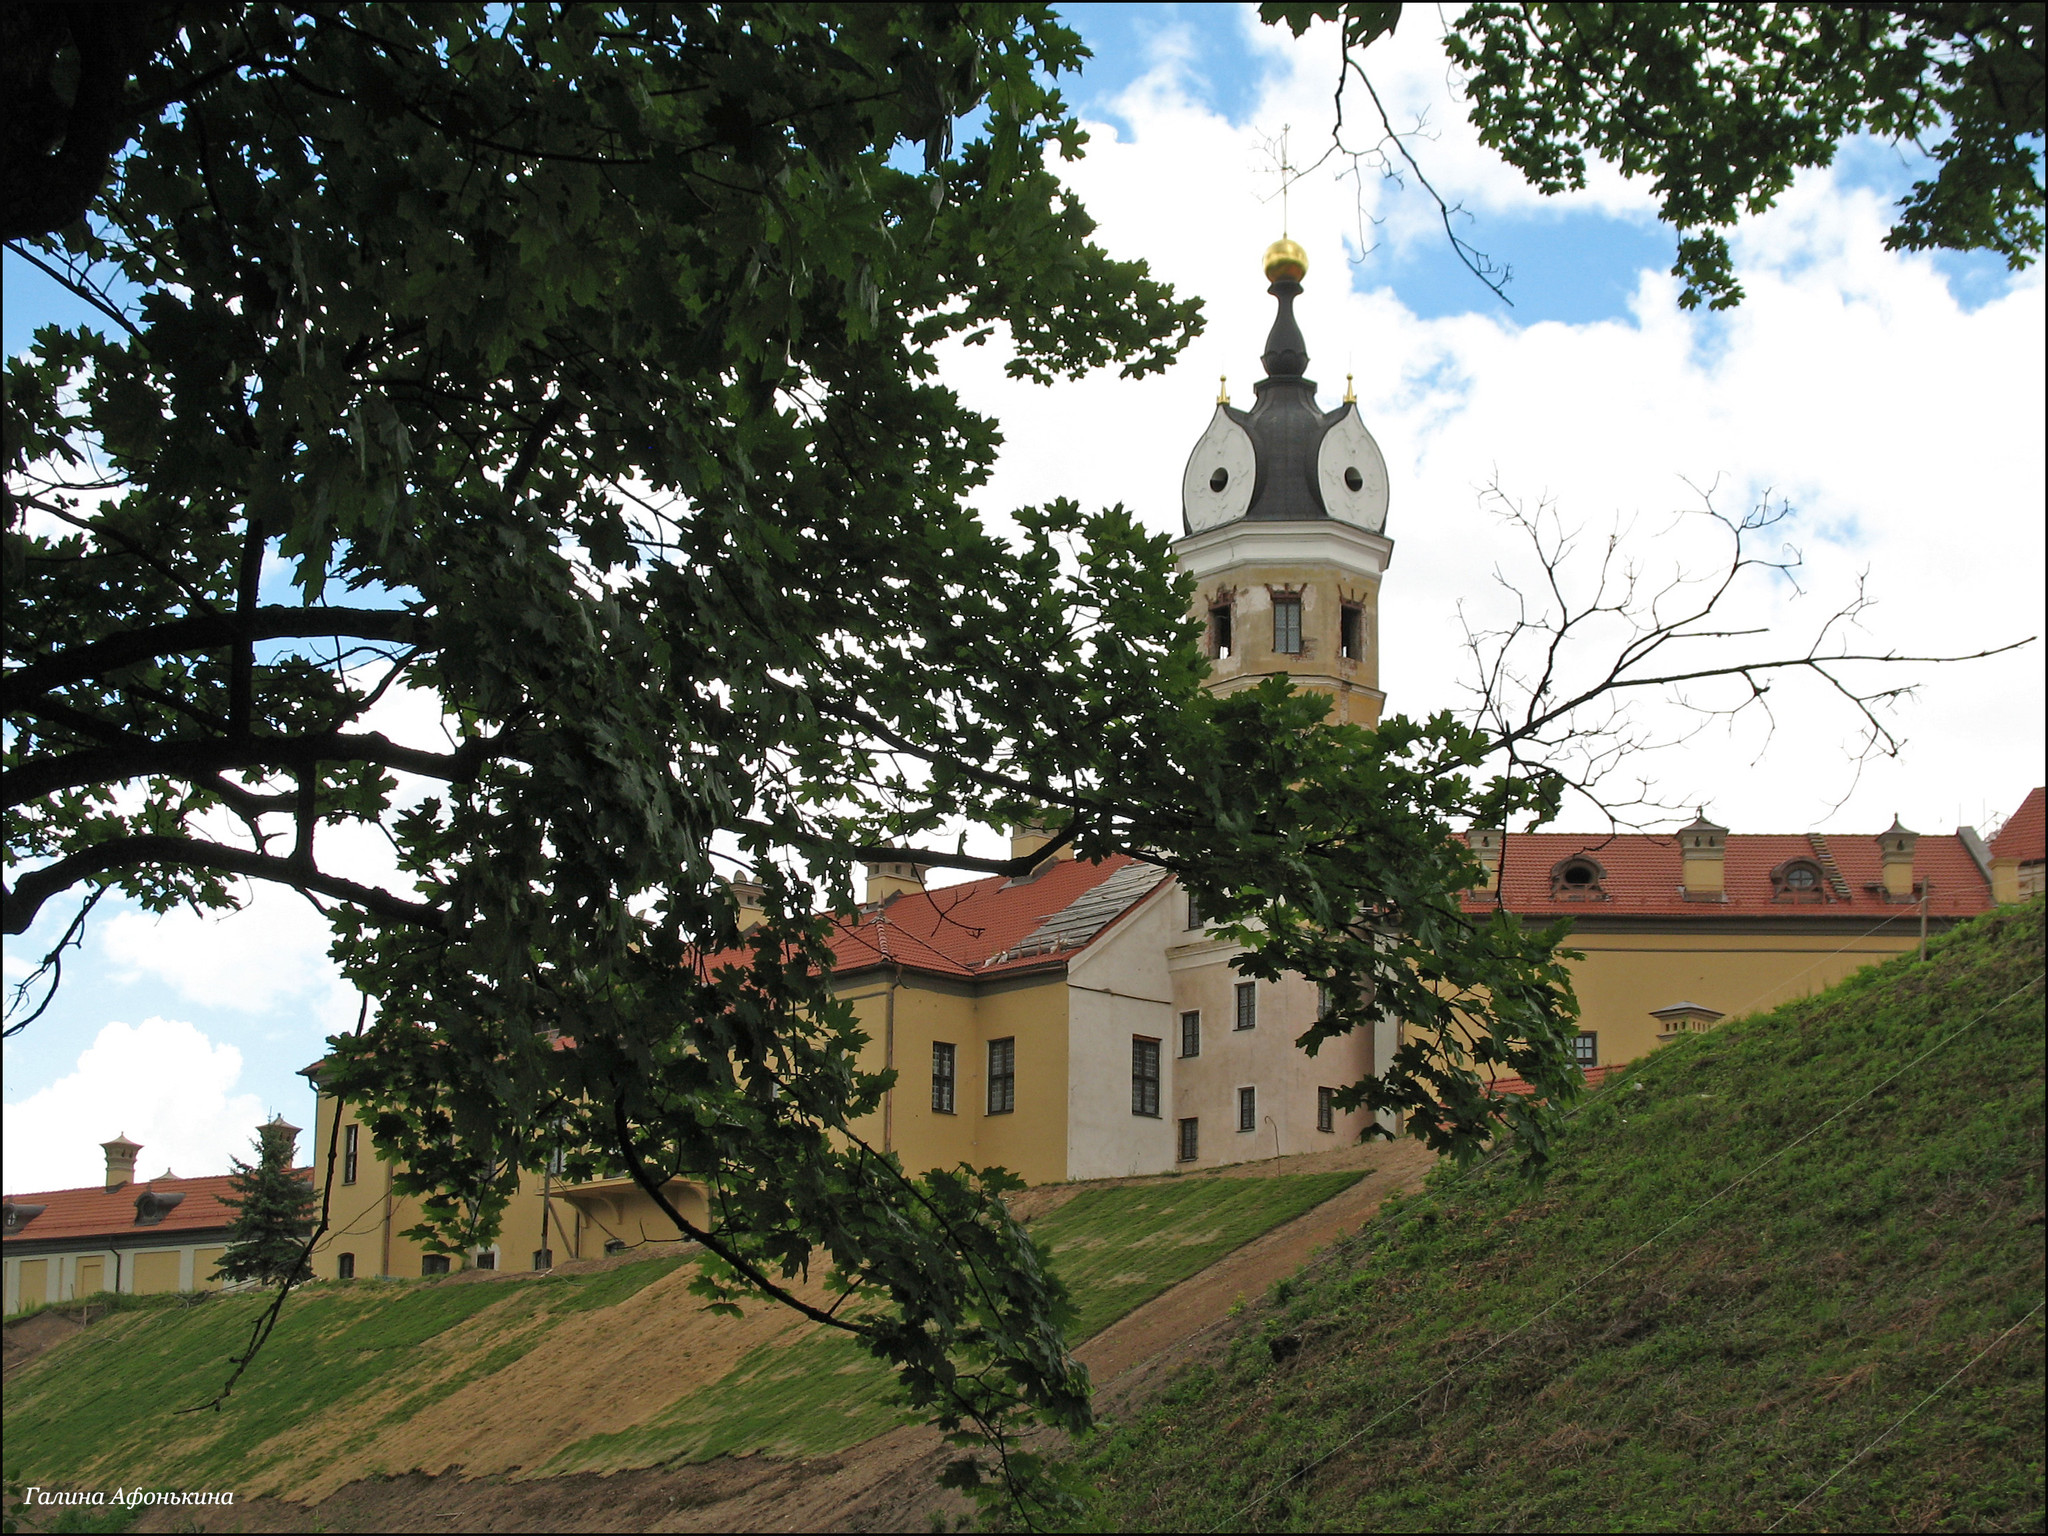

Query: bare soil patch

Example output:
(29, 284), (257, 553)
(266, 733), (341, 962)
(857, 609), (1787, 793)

(137, 1141), (1434, 1531)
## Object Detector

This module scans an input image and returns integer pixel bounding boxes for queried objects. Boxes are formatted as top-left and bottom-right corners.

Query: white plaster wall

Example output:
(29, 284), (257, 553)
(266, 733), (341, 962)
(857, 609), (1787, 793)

(1167, 933), (1377, 1169)
(1063, 882), (1183, 1180)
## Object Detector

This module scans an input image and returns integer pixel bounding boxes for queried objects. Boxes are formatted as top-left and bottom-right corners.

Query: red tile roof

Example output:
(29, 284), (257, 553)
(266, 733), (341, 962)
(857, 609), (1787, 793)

(1990, 787), (2046, 863)
(1462, 829), (1992, 919)
(1488, 1063), (1631, 1098)
(828, 854), (1166, 980)
(3, 1169), (311, 1246)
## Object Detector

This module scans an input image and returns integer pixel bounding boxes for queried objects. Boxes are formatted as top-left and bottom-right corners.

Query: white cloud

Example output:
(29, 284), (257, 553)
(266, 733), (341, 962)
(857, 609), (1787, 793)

(2, 1017), (271, 1192)
(941, 16), (2045, 837)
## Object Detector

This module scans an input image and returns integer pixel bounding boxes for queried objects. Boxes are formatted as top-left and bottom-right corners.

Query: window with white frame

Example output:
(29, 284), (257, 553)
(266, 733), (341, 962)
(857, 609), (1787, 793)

(987, 1038), (1016, 1114)
(1235, 981), (1257, 1031)
(1131, 1038), (1161, 1117)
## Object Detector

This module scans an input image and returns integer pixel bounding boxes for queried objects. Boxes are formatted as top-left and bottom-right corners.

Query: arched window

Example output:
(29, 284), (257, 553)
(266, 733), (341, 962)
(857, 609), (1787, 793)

(1771, 859), (1829, 902)
(1549, 856), (1608, 899)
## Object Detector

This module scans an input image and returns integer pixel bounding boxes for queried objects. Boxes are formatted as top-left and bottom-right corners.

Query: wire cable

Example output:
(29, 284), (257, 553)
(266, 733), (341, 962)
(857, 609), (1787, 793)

(1213, 966), (2046, 1532)
(1762, 1300), (2045, 1532)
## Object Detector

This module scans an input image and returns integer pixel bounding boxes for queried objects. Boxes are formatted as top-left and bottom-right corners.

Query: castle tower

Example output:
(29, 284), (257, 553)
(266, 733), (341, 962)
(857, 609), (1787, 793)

(1174, 240), (1392, 726)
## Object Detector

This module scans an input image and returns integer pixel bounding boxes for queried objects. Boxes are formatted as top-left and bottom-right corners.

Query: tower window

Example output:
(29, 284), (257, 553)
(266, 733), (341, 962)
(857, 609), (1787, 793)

(1209, 467), (1229, 493)
(1340, 604), (1363, 660)
(1273, 593), (1302, 655)
(1343, 466), (1364, 492)
(1210, 604), (1233, 658)
(343, 1123), (359, 1186)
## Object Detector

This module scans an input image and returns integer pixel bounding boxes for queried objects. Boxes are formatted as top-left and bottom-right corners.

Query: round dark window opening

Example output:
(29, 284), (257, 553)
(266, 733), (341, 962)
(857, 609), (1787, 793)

(1343, 466), (1364, 493)
(1784, 863), (1819, 890)
(1209, 467), (1230, 493)
(1561, 861), (1597, 888)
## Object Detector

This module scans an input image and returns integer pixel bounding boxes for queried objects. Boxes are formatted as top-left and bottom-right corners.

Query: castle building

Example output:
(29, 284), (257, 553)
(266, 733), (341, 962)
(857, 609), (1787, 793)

(1, 1124), (309, 1313)
(14, 244), (2028, 1301)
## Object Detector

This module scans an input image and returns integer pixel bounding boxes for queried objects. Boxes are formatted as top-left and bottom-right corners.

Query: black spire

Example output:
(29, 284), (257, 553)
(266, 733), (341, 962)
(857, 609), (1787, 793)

(1241, 276), (1341, 521)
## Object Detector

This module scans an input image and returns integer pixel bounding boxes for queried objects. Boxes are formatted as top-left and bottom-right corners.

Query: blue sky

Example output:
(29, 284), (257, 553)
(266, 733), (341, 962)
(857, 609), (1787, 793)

(6, 3), (2043, 1192)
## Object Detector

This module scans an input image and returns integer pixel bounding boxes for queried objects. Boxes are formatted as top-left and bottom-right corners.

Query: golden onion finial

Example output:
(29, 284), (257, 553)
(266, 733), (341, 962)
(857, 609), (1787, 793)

(1218, 374), (1230, 404)
(1263, 237), (1308, 284)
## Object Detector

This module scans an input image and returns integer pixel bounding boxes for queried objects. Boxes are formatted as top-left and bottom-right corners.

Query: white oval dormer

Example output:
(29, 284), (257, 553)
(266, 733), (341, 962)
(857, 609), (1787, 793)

(1182, 405), (1256, 532)
(1316, 404), (1389, 534)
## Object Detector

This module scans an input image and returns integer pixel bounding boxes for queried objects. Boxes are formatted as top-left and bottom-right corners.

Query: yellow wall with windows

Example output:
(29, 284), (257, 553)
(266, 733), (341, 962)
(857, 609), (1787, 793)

(844, 970), (1072, 1186)
(1558, 926), (1927, 1067)
(307, 1099), (560, 1281)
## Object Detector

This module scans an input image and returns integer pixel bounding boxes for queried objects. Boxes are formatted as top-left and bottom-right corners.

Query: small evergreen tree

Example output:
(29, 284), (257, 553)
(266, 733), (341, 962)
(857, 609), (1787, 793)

(213, 1118), (316, 1287)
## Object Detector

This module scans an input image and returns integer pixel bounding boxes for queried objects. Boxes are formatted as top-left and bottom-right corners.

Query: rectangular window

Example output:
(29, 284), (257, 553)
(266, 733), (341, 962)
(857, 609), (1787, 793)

(987, 1038), (1016, 1115)
(1132, 1038), (1162, 1117)
(1238, 1086), (1257, 1133)
(342, 1123), (359, 1186)
(932, 1042), (957, 1114)
(474, 1251), (496, 1271)
(421, 1254), (451, 1276)
(1180, 1010), (1201, 1058)
(1186, 889), (1202, 929)
(1340, 603), (1363, 660)
(1273, 592), (1302, 655)
(1318, 1086), (1336, 1134)
(1178, 1118), (1200, 1163)
(337, 1252), (356, 1280)
(1235, 980), (1257, 1031)
(1210, 604), (1233, 658)
(1573, 1032), (1598, 1068)
(532, 1249), (553, 1270)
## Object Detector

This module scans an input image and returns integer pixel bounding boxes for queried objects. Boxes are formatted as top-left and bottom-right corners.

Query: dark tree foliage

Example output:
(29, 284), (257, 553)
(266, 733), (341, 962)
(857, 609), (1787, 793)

(1262, 2), (2046, 308)
(4, 6), (1581, 1515)
(213, 1119), (317, 1288)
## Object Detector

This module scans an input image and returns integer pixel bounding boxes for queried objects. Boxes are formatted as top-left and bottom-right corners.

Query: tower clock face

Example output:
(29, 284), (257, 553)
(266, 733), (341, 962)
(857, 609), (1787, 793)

(1317, 405), (1390, 534)
(1181, 406), (1256, 532)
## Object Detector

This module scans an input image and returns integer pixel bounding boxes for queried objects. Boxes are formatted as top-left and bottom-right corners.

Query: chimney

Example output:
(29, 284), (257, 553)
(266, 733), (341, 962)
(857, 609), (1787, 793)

(260, 1116), (302, 1162)
(102, 1133), (142, 1190)
(1679, 811), (1727, 898)
(1878, 815), (1918, 899)
(864, 856), (928, 905)
(1467, 829), (1502, 893)
(1009, 818), (1076, 870)
(1650, 1000), (1726, 1042)
(727, 877), (768, 931)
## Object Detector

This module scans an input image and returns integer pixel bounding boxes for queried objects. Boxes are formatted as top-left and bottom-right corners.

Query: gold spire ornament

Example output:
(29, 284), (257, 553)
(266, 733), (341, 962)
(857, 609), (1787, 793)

(1263, 237), (1308, 284)
(1344, 372), (1356, 403)
(1218, 374), (1230, 404)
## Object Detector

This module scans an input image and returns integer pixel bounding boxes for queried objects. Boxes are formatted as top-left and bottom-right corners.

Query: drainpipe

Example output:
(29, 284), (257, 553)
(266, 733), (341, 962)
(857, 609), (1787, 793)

(882, 964), (901, 1154)
(1920, 880), (1933, 962)
(379, 1158), (395, 1278)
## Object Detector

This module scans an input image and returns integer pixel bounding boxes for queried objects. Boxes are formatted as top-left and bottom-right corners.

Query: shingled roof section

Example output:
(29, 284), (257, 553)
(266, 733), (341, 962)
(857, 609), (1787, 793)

(1462, 829), (1993, 919)
(829, 854), (1169, 981)
(1990, 787), (2046, 864)
(2, 1168), (312, 1247)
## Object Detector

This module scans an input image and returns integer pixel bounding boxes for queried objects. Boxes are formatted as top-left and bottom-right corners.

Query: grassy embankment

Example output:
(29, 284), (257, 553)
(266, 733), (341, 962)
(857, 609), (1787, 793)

(4, 1165), (1360, 1499)
(1077, 902), (2046, 1532)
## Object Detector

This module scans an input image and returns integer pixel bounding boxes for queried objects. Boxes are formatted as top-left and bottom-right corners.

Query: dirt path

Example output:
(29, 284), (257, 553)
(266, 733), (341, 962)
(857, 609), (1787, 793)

(134, 1141), (1439, 1532)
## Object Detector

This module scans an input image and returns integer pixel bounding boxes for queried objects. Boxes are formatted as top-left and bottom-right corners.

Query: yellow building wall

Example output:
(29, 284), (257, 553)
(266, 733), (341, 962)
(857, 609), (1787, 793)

(845, 970), (1071, 1186)
(308, 1099), (562, 1281)
(131, 1250), (181, 1294)
(1564, 928), (1924, 1066)
(17, 1259), (49, 1309)
(974, 978), (1071, 1186)
(193, 1247), (227, 1290)
(75, 1256), (105, 1297)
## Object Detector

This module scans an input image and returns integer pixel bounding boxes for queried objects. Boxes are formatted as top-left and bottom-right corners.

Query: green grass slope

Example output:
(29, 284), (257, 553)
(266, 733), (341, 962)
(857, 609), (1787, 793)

(1079, 902), (2046, 1533)
(4, 1168), (1360, 1496)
